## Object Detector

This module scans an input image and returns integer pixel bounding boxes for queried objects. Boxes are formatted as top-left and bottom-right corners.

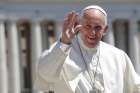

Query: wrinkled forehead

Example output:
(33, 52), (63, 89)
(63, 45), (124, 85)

(81, 9), (105, 25)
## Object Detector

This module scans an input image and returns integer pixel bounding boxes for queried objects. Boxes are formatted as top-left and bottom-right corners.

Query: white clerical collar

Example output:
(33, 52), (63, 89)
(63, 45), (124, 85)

(77, 33), (99, 53)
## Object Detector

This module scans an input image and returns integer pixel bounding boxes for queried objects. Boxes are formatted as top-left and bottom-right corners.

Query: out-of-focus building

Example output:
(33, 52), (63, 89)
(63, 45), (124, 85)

(0, 0), (140, 93)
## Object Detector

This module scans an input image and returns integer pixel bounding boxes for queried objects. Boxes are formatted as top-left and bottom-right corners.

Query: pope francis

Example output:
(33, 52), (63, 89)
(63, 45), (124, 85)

(34, 5), (140, 93)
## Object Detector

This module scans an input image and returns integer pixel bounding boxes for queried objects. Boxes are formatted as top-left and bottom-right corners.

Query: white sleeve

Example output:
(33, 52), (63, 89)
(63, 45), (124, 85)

(34, 41), (71, 92)
(59, 42), (71, 53)
(123, 52), (140, 93)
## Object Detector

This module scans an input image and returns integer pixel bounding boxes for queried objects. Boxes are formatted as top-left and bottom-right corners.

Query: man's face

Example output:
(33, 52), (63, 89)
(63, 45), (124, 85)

(80, 9), (108, 48)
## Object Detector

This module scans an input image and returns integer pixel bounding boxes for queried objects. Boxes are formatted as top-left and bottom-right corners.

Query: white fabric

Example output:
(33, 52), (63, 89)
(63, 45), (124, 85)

(82, 5), (107, 17)
(77, 33), (105, 93)
(34, 37), (140, 93)
(60, 42), (71, 52)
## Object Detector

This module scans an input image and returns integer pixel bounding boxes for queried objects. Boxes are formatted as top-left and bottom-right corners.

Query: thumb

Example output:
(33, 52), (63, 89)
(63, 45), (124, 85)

(74, 25), (82, 34)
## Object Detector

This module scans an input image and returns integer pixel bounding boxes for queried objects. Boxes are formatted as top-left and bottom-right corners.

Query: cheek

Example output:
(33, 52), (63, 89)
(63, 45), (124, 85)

(96, 32), (103, 39)
(80, 29), (88, 36)
(83, 32), (89, 39)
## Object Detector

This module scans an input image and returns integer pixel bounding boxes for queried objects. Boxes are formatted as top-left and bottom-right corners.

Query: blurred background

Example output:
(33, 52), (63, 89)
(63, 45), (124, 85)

(0, 0), (140, 93)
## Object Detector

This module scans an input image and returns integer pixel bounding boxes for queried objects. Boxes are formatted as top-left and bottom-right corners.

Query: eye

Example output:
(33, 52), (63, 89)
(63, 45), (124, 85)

(94, 26), (102, 31)
(85, 25), (91, 29)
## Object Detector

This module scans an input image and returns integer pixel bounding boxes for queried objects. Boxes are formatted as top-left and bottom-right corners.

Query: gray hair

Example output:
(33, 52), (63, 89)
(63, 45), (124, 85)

(81, 5), (108, 25)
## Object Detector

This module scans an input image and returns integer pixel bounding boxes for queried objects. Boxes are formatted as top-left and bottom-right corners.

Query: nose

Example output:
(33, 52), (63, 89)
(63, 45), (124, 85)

(90, 29), (96, 35)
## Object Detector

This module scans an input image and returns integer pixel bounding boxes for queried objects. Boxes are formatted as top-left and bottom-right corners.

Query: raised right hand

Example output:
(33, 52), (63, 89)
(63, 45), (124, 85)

(61, 11), (81, 44)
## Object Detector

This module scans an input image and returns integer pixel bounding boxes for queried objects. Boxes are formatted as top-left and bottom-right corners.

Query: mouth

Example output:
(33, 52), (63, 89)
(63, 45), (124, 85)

(87, 36), (98, 46)
(88, 36), (96, 41)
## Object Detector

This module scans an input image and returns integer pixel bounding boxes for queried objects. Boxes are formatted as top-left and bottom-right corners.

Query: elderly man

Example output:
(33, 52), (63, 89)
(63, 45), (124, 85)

(34, 5), (140, 93)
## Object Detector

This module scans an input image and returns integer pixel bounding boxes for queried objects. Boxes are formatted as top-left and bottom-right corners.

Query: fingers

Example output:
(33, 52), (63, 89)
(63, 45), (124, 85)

(69, 11), (78, 28)
(61, 11), (80, 44)
(65, 12), (81, 37)
(71, 28), (75, 33)
(65, 28), (75, 38)
(65, 11), (78, 28)
(74, 25), (82, 34)
(66, 25), (82, 38)
(67, 11), (79, 33)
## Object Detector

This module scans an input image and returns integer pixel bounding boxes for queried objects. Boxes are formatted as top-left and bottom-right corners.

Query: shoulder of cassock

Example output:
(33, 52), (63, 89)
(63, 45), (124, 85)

(99, 41), (129, 72)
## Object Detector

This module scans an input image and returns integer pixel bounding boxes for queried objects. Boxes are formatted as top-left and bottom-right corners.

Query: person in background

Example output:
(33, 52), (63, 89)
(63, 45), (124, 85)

(34, 5), (140, 93)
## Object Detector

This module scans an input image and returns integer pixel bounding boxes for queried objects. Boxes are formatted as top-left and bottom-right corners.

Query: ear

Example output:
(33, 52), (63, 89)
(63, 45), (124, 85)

(103, 25), (108, 36)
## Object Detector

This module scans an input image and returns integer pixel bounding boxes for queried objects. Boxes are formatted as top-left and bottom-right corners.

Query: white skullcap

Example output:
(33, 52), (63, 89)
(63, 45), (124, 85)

(83, 5), (107, 17)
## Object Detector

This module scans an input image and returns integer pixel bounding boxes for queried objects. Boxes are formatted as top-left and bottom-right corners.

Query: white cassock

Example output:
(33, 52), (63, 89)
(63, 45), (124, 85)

(34, 35), (140, 93)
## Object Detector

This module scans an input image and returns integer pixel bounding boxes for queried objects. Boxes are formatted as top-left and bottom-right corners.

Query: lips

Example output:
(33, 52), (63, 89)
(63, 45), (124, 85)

(87, 36), (96, 43)
(88, 37), (95, 40)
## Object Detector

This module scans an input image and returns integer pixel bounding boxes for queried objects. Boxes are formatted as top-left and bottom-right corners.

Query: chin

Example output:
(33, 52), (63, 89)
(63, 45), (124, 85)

(86, 43), (97, 48)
